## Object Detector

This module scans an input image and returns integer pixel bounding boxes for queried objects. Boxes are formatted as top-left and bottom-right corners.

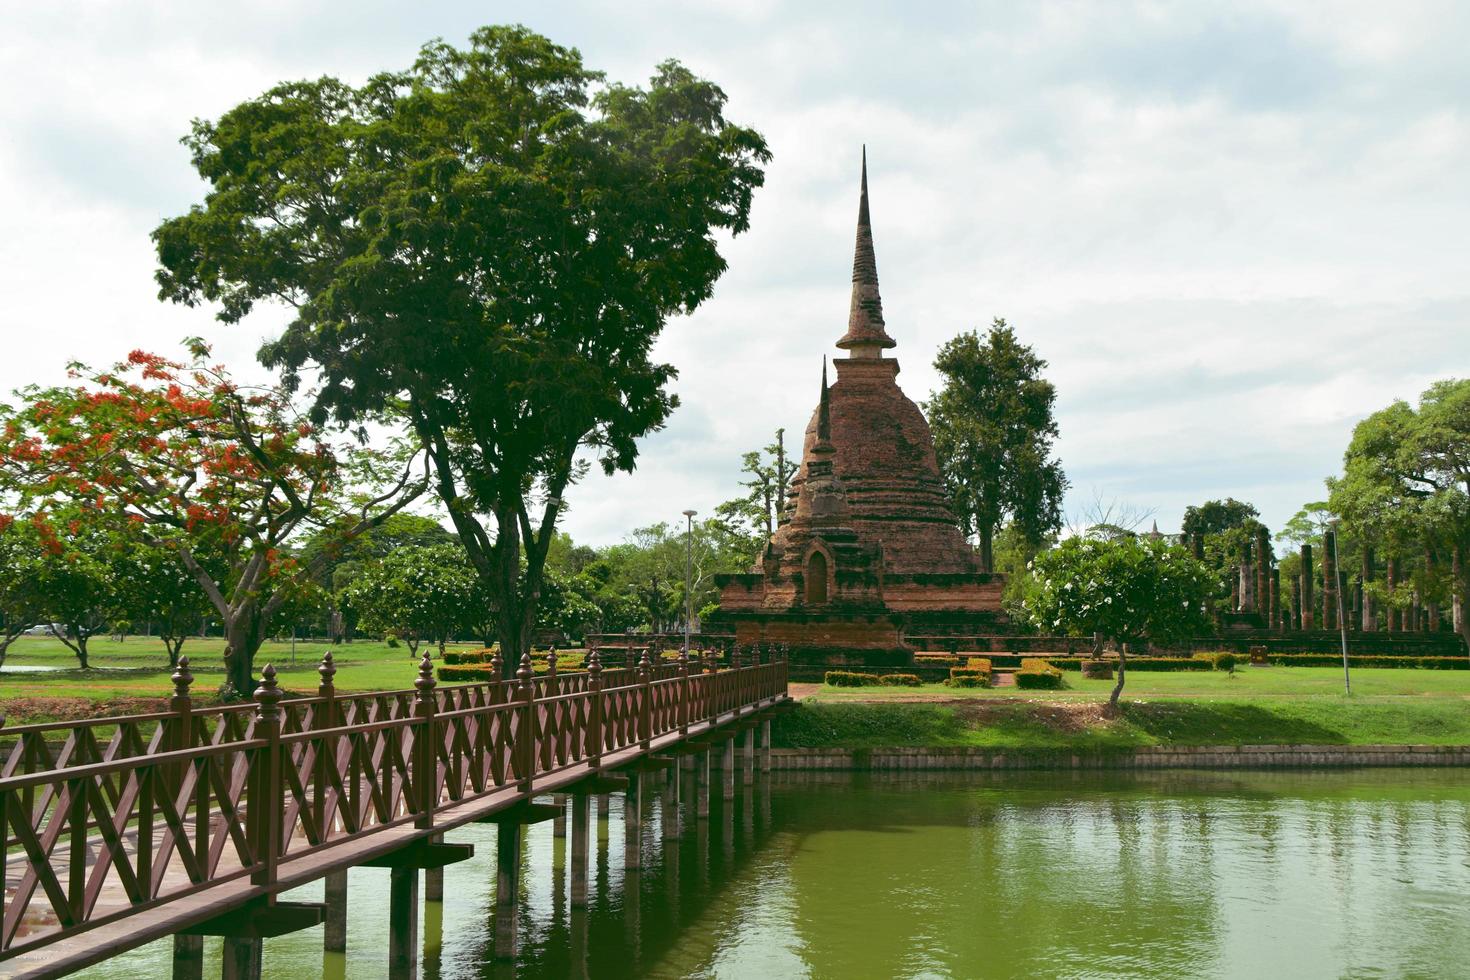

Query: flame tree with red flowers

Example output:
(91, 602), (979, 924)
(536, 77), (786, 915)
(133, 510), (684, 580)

(0, 340), (427, 696)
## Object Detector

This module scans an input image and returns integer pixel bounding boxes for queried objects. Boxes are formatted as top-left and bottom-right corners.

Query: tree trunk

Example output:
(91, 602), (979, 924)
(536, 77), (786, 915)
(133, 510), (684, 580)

(163, 636), (184, 668)
(1106, 642), (1128, 714)
(223, 608), (265, 700)
(1090, 632), (1103, 658)
(978, 526), (995, 574)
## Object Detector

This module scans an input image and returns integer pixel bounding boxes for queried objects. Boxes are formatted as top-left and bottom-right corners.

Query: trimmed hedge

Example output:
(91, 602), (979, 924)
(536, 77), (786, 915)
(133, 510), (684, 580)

(946, 674), (990, 689)
(1016, 658), (1064, 690)
(1268, 653), (1469, 670)
(879, 673), (923, 687)
(1193, 651), (1239, 671)
(965, 658), (993, 672)
(443, 649), (492, 665)
(825, 670), (883, 687)
(437, 663), (498, 682)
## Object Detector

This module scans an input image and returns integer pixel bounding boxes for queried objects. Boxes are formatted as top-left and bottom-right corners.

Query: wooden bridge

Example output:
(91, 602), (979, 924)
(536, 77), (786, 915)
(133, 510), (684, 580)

(0, 647), (790, 978)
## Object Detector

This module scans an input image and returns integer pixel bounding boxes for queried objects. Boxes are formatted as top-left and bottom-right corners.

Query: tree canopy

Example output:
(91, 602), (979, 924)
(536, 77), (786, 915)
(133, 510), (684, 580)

(926, 319), (1066, 571)
(153, 25), (769, 676)
(1023, 536), (1213, 709)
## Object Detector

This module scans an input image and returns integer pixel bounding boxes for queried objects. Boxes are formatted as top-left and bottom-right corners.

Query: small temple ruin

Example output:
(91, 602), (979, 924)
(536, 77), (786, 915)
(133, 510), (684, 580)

(710, 154), (1005, 666)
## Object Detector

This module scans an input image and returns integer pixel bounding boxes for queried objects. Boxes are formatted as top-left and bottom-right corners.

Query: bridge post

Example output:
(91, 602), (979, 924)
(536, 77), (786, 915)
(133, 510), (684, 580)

(314, 654), (350, 955)
(221, 666), (284, 980)
(624, 771), (643, 869)
(323, 870), (349, 954)
(570, 792), (591, 907)
(516, 653), (536, 793)
(553, 794), (568, 838)
(586, 651), (604, 771)
(168, 660), (202, 980)
(760, 718), (772, 773)
(696, 747), (710, 820)
(171, 934), (203, 980)
(742, 726), (756, 786)
(494, 825), (522, 960)
(678, 648), (691, 737)
(388, 865), (419, 980)
(638, 649), (653, 752)
(722, 737), (735, 801)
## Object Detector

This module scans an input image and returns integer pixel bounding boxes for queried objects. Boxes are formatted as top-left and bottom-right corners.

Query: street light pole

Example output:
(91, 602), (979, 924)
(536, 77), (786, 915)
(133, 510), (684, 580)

(682, 509), (697, 656)
(1329, 518), (1350, 695)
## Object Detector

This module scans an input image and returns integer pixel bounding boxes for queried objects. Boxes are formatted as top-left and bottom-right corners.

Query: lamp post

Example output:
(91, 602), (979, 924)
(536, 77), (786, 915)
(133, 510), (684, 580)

(1329, 517), (1351, 695)
(682, 509), (697, 656)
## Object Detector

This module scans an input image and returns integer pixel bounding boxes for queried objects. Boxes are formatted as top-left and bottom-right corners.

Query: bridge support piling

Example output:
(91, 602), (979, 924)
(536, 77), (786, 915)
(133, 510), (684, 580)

(494, 826), (522, 960)
(571, 792), (591, 907)
(388, 866), (419, 980)
(424, 833), (444, 902)
(553, 794), (568, 838)
(760, 719), (772, 773)
(221, 937), (262, 980)
(722, 739), (736, 801)
(171, 934), (203, 980)
(323, 869), (348, 952)
(742, 727), (756, 786)
(624, 772), (643, 869)
(696, 750), (710, 819)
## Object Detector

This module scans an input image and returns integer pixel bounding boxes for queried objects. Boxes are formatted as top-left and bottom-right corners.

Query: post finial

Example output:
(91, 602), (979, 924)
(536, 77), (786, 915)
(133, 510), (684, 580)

(255, 663), (282, 716)
(516, 651), (535, 688)
(415, 651), (437, 695)
(171, 655), (195, 700)
(317, 650), (336, 690)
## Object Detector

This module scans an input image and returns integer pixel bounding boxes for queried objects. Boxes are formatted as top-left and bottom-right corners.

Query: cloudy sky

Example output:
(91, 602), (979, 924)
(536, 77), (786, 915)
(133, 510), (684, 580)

(2, 1), (1466, 546)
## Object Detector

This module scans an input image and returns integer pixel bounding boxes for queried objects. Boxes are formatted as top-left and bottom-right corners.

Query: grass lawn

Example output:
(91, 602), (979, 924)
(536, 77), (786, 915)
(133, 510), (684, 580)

(803, 666), (1470, 701)
(0, 635), (483, 723)
(774, 666), (1470, 751)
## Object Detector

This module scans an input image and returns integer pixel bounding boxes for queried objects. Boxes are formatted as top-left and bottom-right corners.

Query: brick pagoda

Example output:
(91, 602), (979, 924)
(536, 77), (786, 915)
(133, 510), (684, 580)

(711, 154), (1006, 666)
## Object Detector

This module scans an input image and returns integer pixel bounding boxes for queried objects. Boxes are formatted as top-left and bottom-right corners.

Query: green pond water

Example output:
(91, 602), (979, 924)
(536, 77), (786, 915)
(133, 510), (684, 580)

(81, 768), (1470, 979)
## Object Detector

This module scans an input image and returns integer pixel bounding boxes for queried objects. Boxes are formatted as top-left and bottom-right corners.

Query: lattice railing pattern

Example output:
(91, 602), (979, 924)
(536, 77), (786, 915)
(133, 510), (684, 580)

(0, 648), (786, 961)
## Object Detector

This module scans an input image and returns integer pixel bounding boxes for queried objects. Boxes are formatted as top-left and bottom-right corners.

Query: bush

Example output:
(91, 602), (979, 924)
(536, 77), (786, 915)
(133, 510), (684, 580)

(437, 663), (500, 682)
(824, 670), (882, 687)
(385, 632), (401, 649)
(1080, 659), (1113, 679)
(965, 657), (992, 672)
(1015, 658), (1064, 690)
(1193, 651), (1238, 671)
(946, 673), (990, 689)
(879, 673), (923, 687)
(443, 648), (493, 665)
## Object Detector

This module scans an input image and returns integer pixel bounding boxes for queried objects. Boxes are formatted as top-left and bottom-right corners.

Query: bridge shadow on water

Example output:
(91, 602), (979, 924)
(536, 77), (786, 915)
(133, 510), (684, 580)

(418, 767), (784, 980)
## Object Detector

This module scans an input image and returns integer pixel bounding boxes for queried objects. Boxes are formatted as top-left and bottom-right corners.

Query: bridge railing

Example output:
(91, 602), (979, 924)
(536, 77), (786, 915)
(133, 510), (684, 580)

(0, 647), (787, 961)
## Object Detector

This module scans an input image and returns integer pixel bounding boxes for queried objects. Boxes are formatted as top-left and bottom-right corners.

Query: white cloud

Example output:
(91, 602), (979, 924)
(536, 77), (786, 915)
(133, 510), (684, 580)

(1, 0), (1466, 546)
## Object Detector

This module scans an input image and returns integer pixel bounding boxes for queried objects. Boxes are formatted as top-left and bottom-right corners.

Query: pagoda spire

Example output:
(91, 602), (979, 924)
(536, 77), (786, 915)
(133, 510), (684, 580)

(836, 146), (896, 355)
(814, 357), (834, 453)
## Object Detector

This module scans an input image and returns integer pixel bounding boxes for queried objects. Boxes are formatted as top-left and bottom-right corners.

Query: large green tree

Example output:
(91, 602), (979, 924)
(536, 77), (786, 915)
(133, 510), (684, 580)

(1023, 537), (1214, 711)
(153, 26), (769, 677)
(343, 542), (482, 655)
(0, 516), (53, 666)
(1329, 378), (1470, 650)
(926, 319), (1066, 571)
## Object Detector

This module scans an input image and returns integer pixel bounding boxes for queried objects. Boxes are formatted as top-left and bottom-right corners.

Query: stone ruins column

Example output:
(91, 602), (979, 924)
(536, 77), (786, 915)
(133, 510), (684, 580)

(1255, 527), (1271, 619)
(1300, 543), (1315, 630)
(1454, 545), (1465, 637)
(1291, 577), (1303, 631)
(1321, 529), (1338, 632)
(1240, 541), (1255, 612)
(1264, 567), (1275, 637)
(1386, 557), (1400, 631)
(1361, 546), (1377, 630)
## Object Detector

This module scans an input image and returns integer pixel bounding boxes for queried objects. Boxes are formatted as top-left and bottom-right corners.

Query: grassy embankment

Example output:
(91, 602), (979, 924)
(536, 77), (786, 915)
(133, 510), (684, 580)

(775, 666), (1470, 751)
(4, 639), (1468, 749)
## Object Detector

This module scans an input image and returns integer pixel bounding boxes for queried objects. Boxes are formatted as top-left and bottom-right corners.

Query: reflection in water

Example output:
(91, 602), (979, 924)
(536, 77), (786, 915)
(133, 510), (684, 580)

(76, 768), (1470, 979)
